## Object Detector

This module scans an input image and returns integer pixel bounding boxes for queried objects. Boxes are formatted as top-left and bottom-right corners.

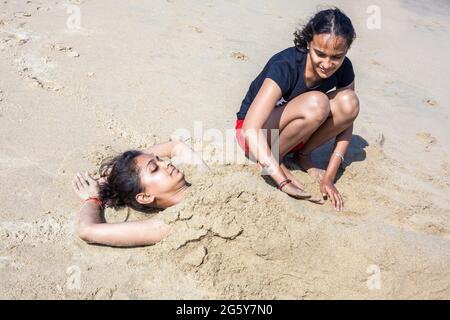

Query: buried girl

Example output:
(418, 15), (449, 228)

(236, 8), (359, 211)
(72, 140), (208, 247)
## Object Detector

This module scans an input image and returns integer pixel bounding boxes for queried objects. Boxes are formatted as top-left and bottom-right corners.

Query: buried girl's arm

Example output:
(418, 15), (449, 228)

(72, 172), (171, 247)
(144, 140), (209, 170)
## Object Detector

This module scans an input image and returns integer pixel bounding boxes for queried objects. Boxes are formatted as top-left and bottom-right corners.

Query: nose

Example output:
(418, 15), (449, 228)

(161, 159), (175, 172)
(159, 158), (170, 167)
(323, 58), (333, 69)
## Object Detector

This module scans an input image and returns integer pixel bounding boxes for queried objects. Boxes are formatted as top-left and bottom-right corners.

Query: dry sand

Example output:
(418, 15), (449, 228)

(1, 0), (449, 299)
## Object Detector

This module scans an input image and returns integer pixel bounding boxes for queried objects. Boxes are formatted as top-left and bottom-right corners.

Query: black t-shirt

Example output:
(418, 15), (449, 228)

(236, 47), (355, 120)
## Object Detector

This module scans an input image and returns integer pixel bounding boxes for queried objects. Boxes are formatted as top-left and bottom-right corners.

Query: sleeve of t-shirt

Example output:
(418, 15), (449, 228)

(336, 57), (355, 88)
(265, 61), (293, 96)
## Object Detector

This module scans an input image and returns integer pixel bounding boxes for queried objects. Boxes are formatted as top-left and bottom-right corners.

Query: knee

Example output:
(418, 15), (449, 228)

(305, 91), (330, 123)
(337, 90), (360, 121)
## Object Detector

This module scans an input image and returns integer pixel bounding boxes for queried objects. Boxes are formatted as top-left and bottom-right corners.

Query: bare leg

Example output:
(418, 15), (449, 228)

(262, 91), (331, 188)
(295, 88), (360, 180)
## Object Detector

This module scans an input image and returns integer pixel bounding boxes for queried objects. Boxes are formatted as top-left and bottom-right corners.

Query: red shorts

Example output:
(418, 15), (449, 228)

(235, 119), (304, 156)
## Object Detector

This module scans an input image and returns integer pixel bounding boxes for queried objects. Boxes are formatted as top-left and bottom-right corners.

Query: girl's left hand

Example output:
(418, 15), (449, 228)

(320, 178), (344, 212)
(172, 142), (210, 171)
(72, 172), (100, 201)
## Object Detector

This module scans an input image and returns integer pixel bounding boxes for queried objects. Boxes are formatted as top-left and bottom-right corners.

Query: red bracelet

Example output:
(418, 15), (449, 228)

(85, 197), (103, 207)
(277, 179), (292, 191)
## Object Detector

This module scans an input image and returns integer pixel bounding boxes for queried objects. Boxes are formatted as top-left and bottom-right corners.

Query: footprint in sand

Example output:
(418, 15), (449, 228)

(48, 43), (72, 52)
(13, 54), (63, 91)
(66, 51), (80, 58)
(188, 25), (203, 33)
(416, 132), (437, 152)
(29, 76), (63, 91)
(14, 12), (32, 18)
(375, 132), (385, 148)
(48, 42), (80, 57)
(370, 59), (381, 66)
(442, 161), (450, 173)
(92, 287), (115, 300)
(423, 98), (438, 107)
(231, 51), (249, 61)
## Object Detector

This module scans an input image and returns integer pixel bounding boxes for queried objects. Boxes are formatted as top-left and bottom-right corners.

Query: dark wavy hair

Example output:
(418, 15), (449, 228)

(294, 8), (356, 53)
(98, 150), (155, 213)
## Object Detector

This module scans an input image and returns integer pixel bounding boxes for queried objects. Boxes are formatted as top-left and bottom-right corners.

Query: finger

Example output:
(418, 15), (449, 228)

(76, 174), (84, 187)
(328, 190), (337, 210)
(84, 171), (92, 185)
(83, 172), (91, 185)
(329, 189), (338, 211)
(87, 172), (96, 182)
(74, 175), (80, 187)
(76, 173), (85, 188)
(334, 191), (341, 212)
(333, 193), (340, 211)
(338, 193), (344, 211)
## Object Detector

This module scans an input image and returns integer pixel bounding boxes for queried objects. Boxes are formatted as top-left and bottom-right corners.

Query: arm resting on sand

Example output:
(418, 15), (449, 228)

(77, 200), (170, 247)
(73, 172), (170, 247)
(144, 140), (209, 170)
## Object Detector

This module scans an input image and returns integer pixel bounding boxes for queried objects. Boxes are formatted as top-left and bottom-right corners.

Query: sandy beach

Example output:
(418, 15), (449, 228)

(1, 0), (449, 299)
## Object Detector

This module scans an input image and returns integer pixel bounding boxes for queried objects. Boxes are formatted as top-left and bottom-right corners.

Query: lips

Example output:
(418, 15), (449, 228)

(320, 67), (332, 75)
(170, 166), (177, 175)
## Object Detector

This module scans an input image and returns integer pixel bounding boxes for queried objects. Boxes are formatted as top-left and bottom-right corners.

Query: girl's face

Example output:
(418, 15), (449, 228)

(308, 33), (349, 79)
(134, 153), (186, 202)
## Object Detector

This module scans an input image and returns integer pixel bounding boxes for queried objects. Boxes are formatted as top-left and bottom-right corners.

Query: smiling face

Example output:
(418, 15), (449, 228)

(308, 33), (348, 79)
(134, 153), (186, 206)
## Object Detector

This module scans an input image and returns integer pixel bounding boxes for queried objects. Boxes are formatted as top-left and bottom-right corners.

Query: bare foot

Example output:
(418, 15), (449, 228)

(295, 152), (326, 182)
(280, 163), (306, 189)
(307, 197), (326, 205)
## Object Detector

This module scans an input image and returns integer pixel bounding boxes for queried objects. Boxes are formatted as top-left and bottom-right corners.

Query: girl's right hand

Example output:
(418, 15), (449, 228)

(320, 178), (344, 211)
(72, 172), (100, 201)
(280, 182), (311, 199)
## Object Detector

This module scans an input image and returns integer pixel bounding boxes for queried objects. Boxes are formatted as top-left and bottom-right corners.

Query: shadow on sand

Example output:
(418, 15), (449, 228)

(263, 134), (369, 187)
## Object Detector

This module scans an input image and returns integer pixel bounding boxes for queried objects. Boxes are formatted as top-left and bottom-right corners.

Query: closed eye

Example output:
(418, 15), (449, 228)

(314, 49), (345, 60)
(315, 50), (326, 58)
(147, 159), (158, 172)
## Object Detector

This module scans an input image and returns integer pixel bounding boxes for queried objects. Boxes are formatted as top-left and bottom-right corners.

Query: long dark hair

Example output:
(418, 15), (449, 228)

(98, 150), (154, 213)
(294, 8), (356, 52)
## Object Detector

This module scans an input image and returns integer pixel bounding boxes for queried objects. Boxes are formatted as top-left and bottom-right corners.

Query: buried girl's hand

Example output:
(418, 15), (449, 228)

(320, 178), (344, 212)
(171, 141), (210, 172)
(72, 172), (100, 201)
